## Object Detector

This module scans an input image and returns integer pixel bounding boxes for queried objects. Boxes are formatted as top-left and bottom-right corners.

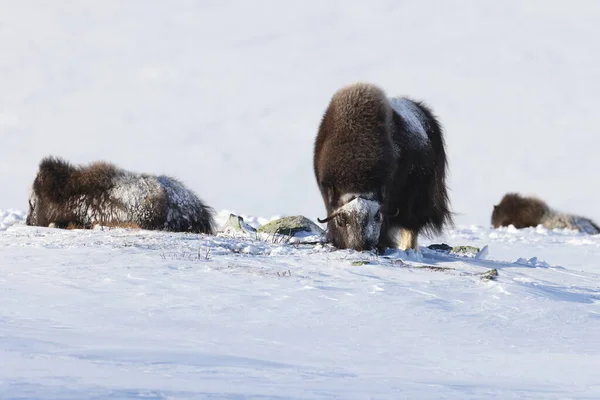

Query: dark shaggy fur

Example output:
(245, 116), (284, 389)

(314, 83), (452, 251)
(26, 156), (215, 234)
(491, 193), (548, 229)
(492, 193), (600, 234)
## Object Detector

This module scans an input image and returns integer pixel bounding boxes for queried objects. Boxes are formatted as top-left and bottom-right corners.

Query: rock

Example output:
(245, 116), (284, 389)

(351, 260), (370, 266)
(415, 265), (454, 272)
(219, 214), (257, 235)
(450, 245), (480, 257)
(257, 215), (324, 237)
(427, 243), (453, 253)
(479, 268), (499, 280)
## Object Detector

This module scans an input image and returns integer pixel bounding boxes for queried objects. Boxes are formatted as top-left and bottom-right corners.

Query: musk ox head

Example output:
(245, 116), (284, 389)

(319, 197), (384, 252)
(491, 193), (548, 229)
(25, 156), (80, 228)
(25, 191), (41, 226)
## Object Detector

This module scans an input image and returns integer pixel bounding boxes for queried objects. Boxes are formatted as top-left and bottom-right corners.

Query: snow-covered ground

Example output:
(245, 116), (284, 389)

(2, 211), (600, 399)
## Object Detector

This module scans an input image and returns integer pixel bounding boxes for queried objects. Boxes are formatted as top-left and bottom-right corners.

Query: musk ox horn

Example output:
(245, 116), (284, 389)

(317, 210), (342, 223)
(382, 208), (399, 217)
(313, 82), (453, 251)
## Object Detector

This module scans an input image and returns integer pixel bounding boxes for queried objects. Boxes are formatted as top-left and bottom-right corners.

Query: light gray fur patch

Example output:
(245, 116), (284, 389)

(338, 197), (382, 246)
(542, 211), (600, 234)
(106, 173), (163, 224)
(340, 192), (376, 205)
(27, 189), (39, 221)
(389, 97), (430, 150)
(158, 175), (207, 229)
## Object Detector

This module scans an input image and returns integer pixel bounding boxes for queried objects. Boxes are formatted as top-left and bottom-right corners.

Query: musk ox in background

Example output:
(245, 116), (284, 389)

(26, 156), (215, 234)
(492, 193), (600, 234)
(314, 83), (452, 252)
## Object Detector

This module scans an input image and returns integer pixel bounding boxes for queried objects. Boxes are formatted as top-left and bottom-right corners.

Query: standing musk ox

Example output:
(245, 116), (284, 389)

(492, 193), (600, 234)
(26, 156), (215, 234)
(314, 83), (452, 252)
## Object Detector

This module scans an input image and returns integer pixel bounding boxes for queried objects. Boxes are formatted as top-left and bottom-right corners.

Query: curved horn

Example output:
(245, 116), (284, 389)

(382, 208), (399, 217)
(317, 210), (341, 223)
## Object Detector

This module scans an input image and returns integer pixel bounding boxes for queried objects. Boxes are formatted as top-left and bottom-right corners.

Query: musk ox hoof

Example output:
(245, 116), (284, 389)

(314, 82), (452, 252)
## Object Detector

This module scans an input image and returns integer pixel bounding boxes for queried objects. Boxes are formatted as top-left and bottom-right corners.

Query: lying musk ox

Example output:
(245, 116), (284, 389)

(26, 156), (215, 234)
(313, 83), (452, 251)
(492, 193), (600, 234)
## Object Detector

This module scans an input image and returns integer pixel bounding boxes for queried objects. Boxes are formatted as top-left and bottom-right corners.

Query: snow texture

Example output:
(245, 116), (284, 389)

(0, 209), (25, 231)
(2, 210), (600, 398)
(2, 1), (600, 398)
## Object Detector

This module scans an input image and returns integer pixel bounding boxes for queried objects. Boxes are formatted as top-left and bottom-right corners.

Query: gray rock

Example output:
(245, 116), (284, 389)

(450, 245), (480, 257)
(257, 215), (325, 237)
(480, 268), (499, 281)
(219, 214), (257, 235)
(427, 243), (453, 253)
(415, 265), (454, 272)
(351, 261), (371, 266)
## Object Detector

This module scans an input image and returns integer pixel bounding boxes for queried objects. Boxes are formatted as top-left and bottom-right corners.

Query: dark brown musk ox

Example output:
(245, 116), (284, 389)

(26, 156), (215, 234)
(492, 193), (600, 234)
(313, 83), (452, 252)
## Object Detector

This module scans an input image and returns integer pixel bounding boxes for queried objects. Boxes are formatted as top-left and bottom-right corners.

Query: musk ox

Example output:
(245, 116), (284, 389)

(313, 83), (452, 252)
(26, 156), (215, 234)
(492, 193), (600, 234)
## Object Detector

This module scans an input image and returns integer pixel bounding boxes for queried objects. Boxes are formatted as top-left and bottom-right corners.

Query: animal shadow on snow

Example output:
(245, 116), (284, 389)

(4, 384), (308, 400)
(416, 247), (600, 304)
(515, 281), (600, 304)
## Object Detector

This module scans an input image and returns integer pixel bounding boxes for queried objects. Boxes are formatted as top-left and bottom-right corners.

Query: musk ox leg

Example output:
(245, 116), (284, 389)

(399, 229), (418, 251)
(49, 221), (84, 229)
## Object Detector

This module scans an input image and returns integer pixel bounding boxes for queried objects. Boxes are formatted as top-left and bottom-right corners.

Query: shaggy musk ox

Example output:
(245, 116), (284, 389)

(26, 156), (215, 234)
(313, 83), (452, 252)
(492, 193), (600, 234)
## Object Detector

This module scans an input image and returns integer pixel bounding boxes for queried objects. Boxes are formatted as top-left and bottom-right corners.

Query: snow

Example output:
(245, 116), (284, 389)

(3, 210), (600, 398)
(2, 1), (600, 398)
(0, 209), (25, 231)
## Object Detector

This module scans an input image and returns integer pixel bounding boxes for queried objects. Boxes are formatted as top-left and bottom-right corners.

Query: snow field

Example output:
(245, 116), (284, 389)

(1, 210), (600, 398)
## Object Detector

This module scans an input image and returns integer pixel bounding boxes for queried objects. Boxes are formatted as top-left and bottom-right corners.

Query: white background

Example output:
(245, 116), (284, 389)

(1, 1), (598, 225)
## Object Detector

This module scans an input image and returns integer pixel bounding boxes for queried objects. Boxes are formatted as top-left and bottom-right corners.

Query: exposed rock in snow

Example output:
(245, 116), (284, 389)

(257, 215), (324, 237)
